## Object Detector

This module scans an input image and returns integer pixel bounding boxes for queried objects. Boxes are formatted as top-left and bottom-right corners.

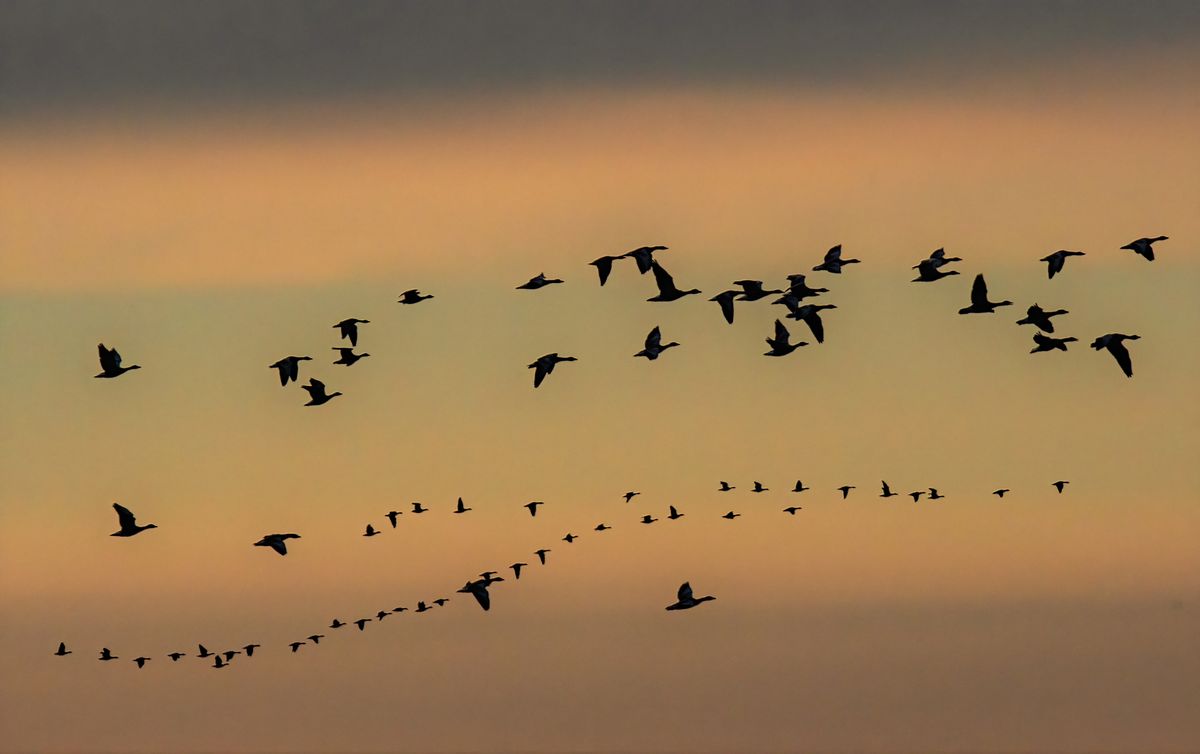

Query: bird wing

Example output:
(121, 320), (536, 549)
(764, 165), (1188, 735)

(269, 539), (287, 556)
(532, 360), (549, 388)
(471, 584), (491, 611)
(802, 311), (825, 343)
(1109, 341), (1134, 377)
(645, 326), (662, 349)
(649, 261), (678, 295)
(772, 319), (790, 343)
(881, 481), (891, 495)
(113, 502), (136, 529)
(98, 344), (120, 371)
(716, 294), (735, 324)
(669, 505), (679, 516)
(915, 259), (939, 278)
(1047, 255), (1064, 278)
(677, 582), (694, 602)
(592, 257), (614, 286)
(969, 274), (988, 306)
(824, 245), (842, 262)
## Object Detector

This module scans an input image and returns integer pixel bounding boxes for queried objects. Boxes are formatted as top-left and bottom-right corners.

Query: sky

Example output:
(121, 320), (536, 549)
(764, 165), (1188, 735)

(1, 3), (1199, 753)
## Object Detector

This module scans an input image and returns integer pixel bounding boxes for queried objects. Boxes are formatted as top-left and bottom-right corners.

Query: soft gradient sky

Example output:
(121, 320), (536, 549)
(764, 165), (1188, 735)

(1, 3), (1198, 753)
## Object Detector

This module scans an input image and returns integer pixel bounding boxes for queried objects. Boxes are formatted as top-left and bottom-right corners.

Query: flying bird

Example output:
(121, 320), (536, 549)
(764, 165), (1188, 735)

(912, 257), (961, 282)
(510, 562), (527, 579)
(928, 489), (945, 500)
(792, 480), (810, 493)
(254, 532), (300, 556)
(333, 318), (369, 346)
(196, 645), (214, 658)
(1040, 250), (1085, 279)
(517, 273), (564, 290)
(1091, 333), (1140, 378)
(454, 497), (471, 514)
(433, 598), (449, 607)
(99, 648), (118, 661)
(289, 641), (305, 653)
(718, 481), (734, 492)
(783, 506), (802, 514)
(908, 491), (924, 502)
(710, 290), (739, 324)
(132, 656), (151, 668)
(958, 274), (1012, 314)
(398, 289), (434, 304)
(589, 255), (624, 286)
(376, 610), (390, 621)
(330, 619), (345, 629)
(665, 582), (716, 611)
(301, 378), (342, 406)
(780, 274), (828, 300)
(54, 642), (71, 656)
(1016, 304), (1069, 333)
(623, 245), (668, 273)
(752, 482), (767, 493)
(563, 533), (578, 543)
(167, 652), (186, 661)
(880, 481), (898, 498)
(641, 514), (658, 524)
(667, 505), (684, 520)
(221, 650), (241, 661)
(912, 248), (962, 270)
(837, 485), (855, 499)
(458, 576), (504, 611)
(534, 548), (550, 565)
(243, 644), (260, 657)
(1052, 481), (1069, 493)
(212, 655), (228, 669)
(269, 355), (312, 386)
(646, 261), (701, 302)
(331, 347), (370, 366)
(95, 343), (141, 379)
(528, 353), (578, 388)
(594, 523), (611, 532)
(812, 244), (860, 274)
(385, 510), (402, 528)
(764, 319), (806, 357)
(1121, 236), (1167, 261)
(733, 280), (783, 301)
(634, 326), (680, 360)
(363, 524), (379, 537)
(353, 618), (371, 631)
(111, 503), (156, 537)
(623, 491), (640, 503)
(412, 502), (428, 514)
(525, 501), (544, 517)
(993, 489), (1010, 498)
(787, 303), (837, 343)
(415, 602), (431, 613)
(721, 511), (741, 519)
(1030, 333), (1078, 353)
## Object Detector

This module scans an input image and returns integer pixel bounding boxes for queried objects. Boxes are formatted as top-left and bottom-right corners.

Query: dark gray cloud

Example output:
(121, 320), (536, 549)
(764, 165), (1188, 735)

(2, 0), (1197, 118)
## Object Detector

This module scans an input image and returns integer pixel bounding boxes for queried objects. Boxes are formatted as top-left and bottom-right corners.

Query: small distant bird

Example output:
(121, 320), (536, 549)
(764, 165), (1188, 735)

(398, 289), (434, 304)
(510, 562), (527, 579)
(95, 343), (141, 378)
(393, 607), (408, 613)
(535, 548), (550, 565)
(222, 650), (240, 662)
(787, 304), (837, 343)
(594, 523), (611, 532)
(433, 598), (449, 607)
(908, 491), (924, 502)
(634, 326), (680, 360)
(718, 481), (734, 492)
(880, 481), (898, 498)
(196, 645), (214, 658)
(412, 502), (428, 514)
(783, 506), (801, 514)
(111, 503), (156, 537)
(589, 255), (624, 286)
(289, 641), (305, 653)
(376, 610), (389, 620)
(665, 582), (716, 611)
(480, 571), (498, 579)
(1030, 333), (1078, 354)
(212, 655), (227, 669)
(333, 318), (369, 346)
(733, 280), (782, 301)
(667, 505), (684, 520)
(363, 524), (379, 537)
(1016, 304), (1069, 333)
(454, 497), (471, 514)
(301, 378), (342, 406)
(780, 274), (828, 301)
(306, 634), (324, 644)
(641, 514), (658, 524)
(623, 245), (668, 273)
(167, 652), (186, 661)
(623, 491), (640, 503)
(331, 347), (369, 366)
(415, 602), (431, 613)
(528, 353), (578, 388)
(254, 533), (300, 556)
(837, 485), (855, 499)
(792, 480), (810, 493)
(133, 656), (151, 668)
(353, 618), (371, 630)
(647, 261), (701, 302)
(525, 501), (544, 517)
(912, 248), (962, 270)
(993, 489), (1010, 498)
(958, 274), (1012, 314)
(385, 511), (402, 528)
(710, 290), (739, 324)
(99, 648), (117, 661)
(458, 577), (503, 611)
(330, 618), (345, 629)
(54, 642), (71, 656)
(764, 319), (806, 357)
(1121, 236), (1167, 261)
(563, 533), (578, 543)
(928, 488), (945, 500)
(1052, 481), (1069, 493)
(1091, 333), (1140, 378)
(243, 644), (260, 657)
(812, 244), (860, 274)
(269, 355), (312, 386)
(721, 511), (741, 519)
(1040, 250), (1085, 279)
(752, 481), (768, 493)
(517, 273), (564, 290)
(911, 257), (961, 282)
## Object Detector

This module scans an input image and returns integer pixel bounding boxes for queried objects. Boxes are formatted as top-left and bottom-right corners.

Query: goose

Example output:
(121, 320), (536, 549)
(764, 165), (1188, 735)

(594, 523), (611, 532)
(332, 318), (369, 346)
(1091, 333), (1139, 378)
(54, 642), (71, 656)
(454, 497), (471, 514)
(528, 353), (578, 388)
(733, 280), (783, 301)
(880, 481), (898, 498)
(721, 511), (741, 519)
(95, 343), (141, 378)
(718, 481), (734, 492)
(480, 571), (499, 580)
(412, 502), (428, 514)
(812, 244), (860, 274)
(111, 503), (156, 537)
(1121, 236), (1167, 261)
(353, 618), (371, 630)
(787, 303), (837, 343)
(958, 274), (1012, 314)
(623, 491), (640, 503)
(563, 533), (578, 543)
(133, 657), (151, 668)
(222, 650), (241, 662)
(908, 491), (924, 502)
(911, 258), (960, 282)
(525, 501), (544, 517)
(667, 505), (684, 520)
(458, 577), (504, 611)
(710, 290), (739, 324)
(912, 248), (962, 270)
(665, 582), (716, 610)
(783, 506), (802, 514)
(330, 619), (345, 629)
(301, 378), (341, 406)
(646, 261), (701, 302)
(398, 289), (434, 305)
(641, 514), (658, 524)
(415, 602), (431, 613)
(269, 355), (312, 386)
(928, 489), (945, 500)
(517, 273), (564, 290)
(1040, 250), (1085, 279)
(993, 489), (1010, 498)
(535, 548), (550, 565)
(376, 610), (390, 621)
(363, 524), (380, 537)
(792, 480), (810, 493)
(623, 245), (668, 274)
(385, 510), (402, 528)
(289, 641), (305, 653)
(837, 485), (855, 499)
(254, 533), (300, 556)
(196, 645), (214, 658)
(99, 648), (118, 661)
(752, 482), (768, 493)
(433, 598), (450, 607)
(1052, 481), (1069, 493)
(392, 607), (409, 614)
(1016, 304), (1069, 333)
(764, 319), (806, 357)
(1030, 333), (1078, 353)
(510, 562), (528, 579)
(212, 655), (227, 669)
(589, 255), (625, 286)
(305, 634), (324, 644)
(167, 652), (186, 661)
(331, 347), (369, 366)
(634, 326), (680, 360)
(243, 644), (260, 657)
(781, 274), (828, 300)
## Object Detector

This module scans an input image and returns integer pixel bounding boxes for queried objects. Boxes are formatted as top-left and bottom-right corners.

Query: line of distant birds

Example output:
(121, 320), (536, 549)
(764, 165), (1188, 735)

(91, 236), (1167, 397)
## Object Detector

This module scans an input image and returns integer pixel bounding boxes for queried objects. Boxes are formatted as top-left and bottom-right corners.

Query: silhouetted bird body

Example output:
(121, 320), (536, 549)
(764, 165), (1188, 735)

(792, 480), (809, 493)
(332, 347), (370, 366)
(958, 274), (1012, 314)
(641, 514), (658, 524)
(721, 511), (741, 519)
(838, 485), (855, 499)
(634, 326), (680, 360)
(1121, 236), (1167, 261)
(710, 290), (739, 324)
(563, 533), (578, 543)
(667, 505), (684, 520)
(787, 304), (837, 343)
(363, 524), (379, 537)
(330, 619), (345, 629)
(528, 353), (578, 388)
(301, 378), (341, 406)
(928, 489), (945, 500)
(783, 506), (802, 514)
(1030, 333), (1078, 353)
(99, 648), (117, 661)
(133, 656), (150, 668)
(454, 497), (471, 514)
(55, 642), (71, 656)
(624, 491), (640, 503)
(1016, 304), (1068, 333)
(665, 582), (716, 610)
(594, 523), (611, 532)
(812, 244), (860, 274)
(880, 481), (897, 498)
(908, 491), (924, 502)
(95, 343), (141, 378)
(718, 481), (734, 492)
(1091, 333), (1140, 377)
(590, 255), (624, 286)
(333, 318), (369, 346)
(385, 510), (401, 528)
(511, 562), (527, 579)
(525, 501), (544, 517)
(912, 258), (961, 282)
(646, 261), (701, 302)
(354, 618), (371, 630)
(993, 489), (1010, 498)
(269, 355), (312, 386)
(111, 503), (156, 537)
(733, 280), (782, 301)
(623, 245), (668, 273)
(535, 548), (550, 565)
(764, 319), (806, 356)
(196, 645), (214, 658)
(412, 502), (428, 514)
(398, 289), (434, 304)
(254, 532), (300, 556)
(1052, 481), (1069, 493)
(517, 273), (564, 290)
(1040, 250), (1085, 279)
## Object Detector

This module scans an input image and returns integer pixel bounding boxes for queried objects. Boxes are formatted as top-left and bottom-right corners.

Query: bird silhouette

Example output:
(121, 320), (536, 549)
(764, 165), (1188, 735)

(787, 303), (837, 343)
(640, 514), (658, 524)
(958, 274), (1012, 314)
(1016, 304), (1069, 333)
(333, 318), (369, 346)
(1091, 333), (1140, 378)
(880, 481), (898, 498)
(385, 511), (402, 528)
(792, 480), (810, 493)
(733, 280), (783, 301)
(454, 497), (471, 514)
(375, 610), (390, 621)
(1052, 481), (1069, 493)
(1121, 236), (1167, 261)
(392, 607), (408, 614)
(812, 244), (860, 274)
(908, 491), (924, 502)
(95, 343), (141, 379)
(1040, 250), (1086, 279)
(222, 650), (241, 661)
(594, 523), (611, 532)
(458, 577), (504, 611)
(928, 488), (945, 500)
(133, 656), (151, 668)
(305, 634), (324, 645)
(667, 505), (684, 520)
(99, 648), (117, 661)
(269, 355), (312, 386)
(528, 353), (578, 388)
(243, 644), (260, 656)
(301, 378), (341, 406)
(111, 503), (156, 537)
(167, 652), (186, 661)
(353, 618), (371, 630)
(525, 501), (544, 517)
(415, 602), (431, 613)
(783, 506), (802, 514)
(721, 511), (741, 519)
(54, 642), (71, 656)
(634, 326), (680, 360)
(510, 562), (527, 579)
(665, 582), (716, 611)
(718, 481), (734, 492)
(330, 619), (345, 629)
(780, 274), (828, 301)
(623, 245), (668, 274)
(912, 257), (961, 282)
(752, 481), (768, 493)
(363, 524), (379, 537)
(838, 485), (855, 499)
(993, 489), (1010, 498)
(212, 655), (228, 669)
(398, 289), (434, 304)
(623, 491), (640, 503)
(517, 273), (564, 290)
(254, 533), (300, 556)
(535, 548), (550, 565)
(764, 319), (806, 357)
(412, 502), (428, 514)
(563, 533), (578, 543)
(289, 641), (305, 653)
(912, 248), (962, 270)
(589, 255), (624, 286)
(196, 645), (214, 658)
(331, 347), (370, 366)
(710, 290), (739, 324)
(1030, 333), (1078, 353)
(433, 598), (450, 607)
(646, 261), (701, 302)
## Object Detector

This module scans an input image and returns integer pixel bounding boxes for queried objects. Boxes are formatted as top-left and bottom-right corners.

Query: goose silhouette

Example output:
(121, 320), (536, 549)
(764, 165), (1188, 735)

(624, 491), (640, 503)
(752, 481), (768, 493)
(196, 644), (214, 658)
(1091, 333), (1140, 377)
(254, 533), (300, 556)
(928, 489), (945, 500)
(812, 244), (860, 274)
(589, 255), (625, 286)
(710, 290), (739, 324)
(787, 303), (837, 343)
(353, 618), (371, 630)
(332, 318), (369, 346)
(167, 652), (186, 661)
(385, 510), (402, 528)
(454, 497), (471, 514)
(458, 576), (504, 611)
(517, 273), (564, 290)
(646, 261), (701, 302)
(289, 641), (305, 653)
(838, 485), (855, 499)
(641, 514), (658, 524)
(912, 257), (961, 282)
(301, 378), (341, 406)
(667, 505), (684, 520)
(912, 248), (962, 270)
(269, 355), (311, 386)
(880, 481), (898, 498)
(623, 246), (668, 274)
(54, 642), (71, 656)
(1016, 304), (1069, 333)
(718, 481), (734, 492)
(331, 347), (369, 366)
(510, 562), (527, 579)
(721, 511), (741, 519)
(330, 619), (345, 629)
(993, 489), (1010, 498)
(1030, 333), (1078, 353)
(534, 548), (550, 565)
(792, 480), (810, 493)
(111, 503), (156, 537)
(1052, 481), (1069, 493)
(1121, 236), (1167, 261)
(528, 353), (578, 388)
(563, 533), (578, 543)
(398, 289), (434, 305)
(635, 326), (680, 360)
(958, 274), (1012, 314)
(363, 524), (379, 537)
(665, 582), (716, 610)
(1040, 250), (1085, 279)
(95, 343), (141, 378)
(99, 648), (118, 661)
(525, 501), (544, 517)
(412, 502), (428, 514)
(133, 656), (151, 668)
(733, 280), (782, 301)
(764, 319), (806, 357)
(594, 523), (611, 532)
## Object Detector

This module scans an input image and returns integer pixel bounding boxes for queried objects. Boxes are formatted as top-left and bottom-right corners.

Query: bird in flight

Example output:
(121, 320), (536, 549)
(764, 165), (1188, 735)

(289, 641), (305, 653)
(709, 290), (739, 324)
(589, 255), (625, 286)
(787, 303), (837, 343)
(95, 343), (141, 379)
(415, 601), (431, 613)
(353, 618), (371, 631)
(330, 618), (345, 629)
(111, 503), (156, 537)
(1040, 249), (1085, 279)
(411, 502), (428, 514)
(913, 248), (962, 270)
(132, 656), (151, 669)
(665, 582), (716, 611)
(1052, 481), (1069, 493)
(594, 523), (611, 532)
(331, 347), (370, 366)
(721, 511), (741, 519)
(812, 244), (860, 274)
(254, 532), (301, 556)
(167, 652), (186, 661)
(646, 261), (701, 302)
(99, 648), (118, 661)
(510, 562), (527, 579)
(958, 274), (1012, 314)
(517, 273), (564, 290)
(780, 274), (828, 301)
(375, 610), (390, 621)
(458, 576), (504, 611)
(718, 481), (734, 492)
(908, 491), (924, 502)
(454, 497), (471, 514)
(783, 506), (802, 515)
(1091, 333), (1140, 378)
(534, 548), (550, 565)
(333, 318), (370, 346)
(385, 510), (402, 528)
(623, 245), (668, 274)
(1121, 236), (1167, 261)
(196, 645), (214, 658)
(221, 650), (241, 662)
(1030, 333), (1078, 354)
(641, 514), (658, 524)
(528, 353), (578, 388)
(733, 280), (783, 301)
(634, 326), (681, 360)
(363, 524), (379, 537)
(524, 501), (544, 517)
(993, 489), (1010, 498)
(752, 481), (768, 493)
(764, 319), (806, 357)
(1016, 304), (1069, 333)
(301, 378), (341, 406)
(928, 488), (945, 500)
(911, 257), (961, 283)
(269, 355), (311, 386)
(623, 491), (640, 503)
(667, 505), (684, 520)
(792, 480), (810, 493)
(880, 481), (898, 498)
(563, 533), (578, 543)
(398, 289), (434, 305)
(243, 644), (261, 656)
(54, 642), (71, 656)
(837, 485), (855, 499)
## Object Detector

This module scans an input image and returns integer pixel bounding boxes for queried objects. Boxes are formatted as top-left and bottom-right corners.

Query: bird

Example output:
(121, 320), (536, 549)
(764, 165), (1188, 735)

(958, 274), (1012, 314)
(243, 644), (260, 657)
(525, 501), (544, 517)
(289, 641), (305, 653)
(517, 273), (564, 290)
(1091, 333), (1140, 378)
(787, 303), (837, 343)
(764, 319), (806, 357)
(535, 548), (550, 565)
(837, 485), (855, 499)
(167, 652), (186, 661)
(479, 571), (498, 580)
(594, 523), (611, 532)
(623, 491), (640, 503)
(398, 289), (434, 305)
(415, 602), (431, 613)
(563, 533), (578, 543)
(783, 506), (802, 515)
(792, 480), (810, 493)
(1040, 250), (1086, 279)
(376, 610), (390, 621)
(993, 489), (1010, 498)
(1016, 304), (1069, 333)
(133, 656), (151, 668)
(646, 261), (701, 302)
(212, 655), (228, 669)
(99, 648), (118, 661)
(911, 258), (961, 282)
(623, 245), (668, 273)
(95, 343), (141, 378)
(110, 503), (156, 537)
(880, 481), (898, 498)
(54, 642), (71, 656)
(528, 353), (578, 388)
(392, 607), (408, 614)
(307, 634), (325, 644)
(1052, 481), (1069, 493)
(1030, 333), (1078, 353)
(363, 524), (379, 537)
(667, 505), (684, 520)
(269, 355), (312, 386)
(733, 280), (783, 301)
(912, 248), (962, 270)
(196, 644), (214, 658)
(254, 533), (301, 556)
(665, 582), (716, 611)
(458, 577), (503, 611)
(331, 347), (370, 366)
(640, 514), (658, 524)
(433, 598), (450, 607)
(721, 511), (741, 519)
(812, 244), (860, 274)
(634, 326), (680, 360)
(510, 562), (527, 579)
(301, 378), (341, 406)
(353, 618), (371, 631)
(710, 290), (739, 324)
(589, 255), (624, 286)
(908, 491), (924, 502)
(718, 481), (734, 492)
(412, 502), (428, 514)
(1121, 236), (1167, 261)
(330, 618), (345, 629)
(743, 482), (762, 494)
(221, 650), (241, 662)
(454, 497), (471, 514)
(333, 318), (369, 346)
(385, 510), (402, 528)
(781, 274), (828, 300)
(928, 488), (945, 500)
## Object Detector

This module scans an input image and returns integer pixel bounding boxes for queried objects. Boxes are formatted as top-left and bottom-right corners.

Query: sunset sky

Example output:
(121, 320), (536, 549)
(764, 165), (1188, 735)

(1, 2), (1198, 752)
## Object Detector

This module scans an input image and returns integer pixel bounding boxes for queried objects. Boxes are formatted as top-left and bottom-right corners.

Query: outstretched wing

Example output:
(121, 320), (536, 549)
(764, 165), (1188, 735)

(113, 502), (136, 529)
(716, 294), (735, 324)
(677, 582), (694, 602)
(98, 344), (119, 371)
(269, 539), (287, 556)
(305, 378), (326, 397)
(645, 326), (662, 349)
(772, 319), (790, 343)
(969, 274), (988, 306)
(824, 245), (843, 262)
(471, 584), (491, 611)
(650, 261), (677, 295)
(1109, 341), (1134, 377)
(802, 311), (825, 343)
(532, 360), (549, 388)
(591, 257), (614, 286)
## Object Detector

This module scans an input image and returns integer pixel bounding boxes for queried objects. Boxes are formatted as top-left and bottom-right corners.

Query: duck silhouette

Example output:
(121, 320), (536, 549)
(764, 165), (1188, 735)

(95, 343), (141, 378)
(111, 503), (156, 537)
(665, 582), (716, 610)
